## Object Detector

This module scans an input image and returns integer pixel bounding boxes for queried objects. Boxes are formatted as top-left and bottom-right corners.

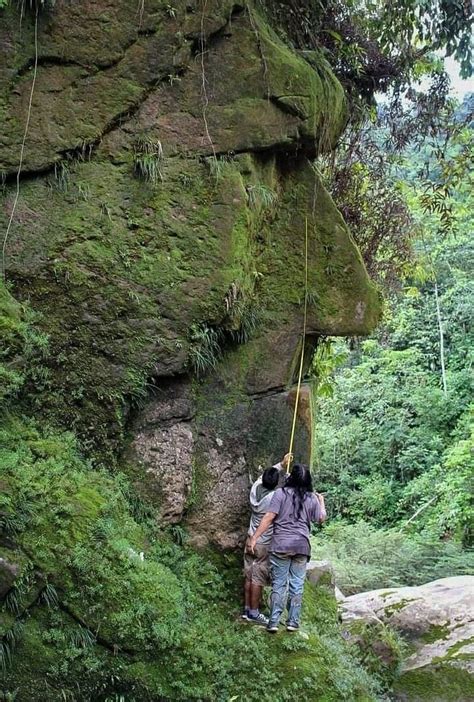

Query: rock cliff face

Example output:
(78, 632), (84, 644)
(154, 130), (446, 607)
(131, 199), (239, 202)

(0, 0), (379, 548)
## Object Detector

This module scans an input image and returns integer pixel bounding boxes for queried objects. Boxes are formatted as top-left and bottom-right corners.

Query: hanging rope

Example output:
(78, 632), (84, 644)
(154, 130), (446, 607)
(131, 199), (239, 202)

(286, 215), (309, 473)
(1, 5), (39, 281)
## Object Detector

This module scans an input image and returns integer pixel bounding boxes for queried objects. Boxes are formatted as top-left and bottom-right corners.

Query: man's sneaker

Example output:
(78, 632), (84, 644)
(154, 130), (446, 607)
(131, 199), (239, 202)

(286, 622), (299, 632)
(247, 612), (269, 627)
(241, 609), (250, 621)
(267, 623), (279, 633)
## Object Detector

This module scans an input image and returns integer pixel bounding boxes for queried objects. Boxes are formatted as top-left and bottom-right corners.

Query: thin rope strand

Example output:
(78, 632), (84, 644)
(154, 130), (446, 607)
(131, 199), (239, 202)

(2, 6), (39, 281)
(287, 216), (309, 472)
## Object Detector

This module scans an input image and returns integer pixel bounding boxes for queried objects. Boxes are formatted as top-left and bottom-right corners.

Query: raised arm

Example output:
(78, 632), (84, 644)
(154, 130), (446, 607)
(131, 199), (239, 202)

(248, 512), (277, 553)
(271, 452), (292, 472)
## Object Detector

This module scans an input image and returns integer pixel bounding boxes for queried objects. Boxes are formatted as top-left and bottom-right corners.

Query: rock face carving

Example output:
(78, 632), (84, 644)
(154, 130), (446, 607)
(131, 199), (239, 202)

(1, 0), (380, 548)
(341, 576), (474, 702)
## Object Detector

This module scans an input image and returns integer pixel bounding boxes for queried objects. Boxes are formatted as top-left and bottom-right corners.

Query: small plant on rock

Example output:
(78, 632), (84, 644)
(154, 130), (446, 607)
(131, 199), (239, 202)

(188, 323), (222, 377)
(133, 137), (164, 184)
(205, 153), (235, 182)
(246, 183), (277, 210)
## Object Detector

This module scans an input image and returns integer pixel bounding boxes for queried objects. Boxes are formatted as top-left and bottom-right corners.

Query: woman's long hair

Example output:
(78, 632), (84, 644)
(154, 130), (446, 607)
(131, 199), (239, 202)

(284, 463), (313, 519)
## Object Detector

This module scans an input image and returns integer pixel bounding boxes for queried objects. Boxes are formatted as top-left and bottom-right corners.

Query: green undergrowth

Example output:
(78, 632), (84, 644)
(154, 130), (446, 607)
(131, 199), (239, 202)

(0, 280), (48, 405)
(312, 521), (474, 595)
(0, 416), (383, 701)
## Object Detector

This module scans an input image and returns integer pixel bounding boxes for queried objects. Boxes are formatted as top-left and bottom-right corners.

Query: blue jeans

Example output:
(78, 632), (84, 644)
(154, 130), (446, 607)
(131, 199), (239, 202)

(269, 552), (307, 626)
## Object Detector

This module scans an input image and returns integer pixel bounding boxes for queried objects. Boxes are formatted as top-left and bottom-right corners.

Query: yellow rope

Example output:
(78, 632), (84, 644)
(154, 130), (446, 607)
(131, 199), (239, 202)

(286, 215), (309, 473)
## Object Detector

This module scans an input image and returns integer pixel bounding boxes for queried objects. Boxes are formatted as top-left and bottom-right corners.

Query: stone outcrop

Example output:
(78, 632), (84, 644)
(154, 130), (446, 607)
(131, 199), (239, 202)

(1, 0), (380, 548)
(306, 559), (336, 594)
(341, 576), (474, 702)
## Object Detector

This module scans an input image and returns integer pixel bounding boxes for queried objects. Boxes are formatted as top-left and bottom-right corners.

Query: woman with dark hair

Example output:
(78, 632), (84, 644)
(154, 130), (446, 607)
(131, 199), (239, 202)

(248, 463), (326, 633)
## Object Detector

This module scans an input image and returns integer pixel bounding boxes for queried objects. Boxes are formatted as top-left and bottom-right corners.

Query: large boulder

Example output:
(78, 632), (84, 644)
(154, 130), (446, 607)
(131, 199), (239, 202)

(1, 0), (380, 549)
(341, 576), (474, 702)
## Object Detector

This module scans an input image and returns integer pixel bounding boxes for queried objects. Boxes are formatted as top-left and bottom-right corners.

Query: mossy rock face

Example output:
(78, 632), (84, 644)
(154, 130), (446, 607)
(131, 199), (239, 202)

(1, 0), (379, 541)
(1, 3), (383, 695)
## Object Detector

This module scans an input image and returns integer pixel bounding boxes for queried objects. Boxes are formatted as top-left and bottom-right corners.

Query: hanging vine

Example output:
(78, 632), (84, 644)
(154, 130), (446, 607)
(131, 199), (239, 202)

(199, 0), (217, 163)
(1, 4), (40, 281)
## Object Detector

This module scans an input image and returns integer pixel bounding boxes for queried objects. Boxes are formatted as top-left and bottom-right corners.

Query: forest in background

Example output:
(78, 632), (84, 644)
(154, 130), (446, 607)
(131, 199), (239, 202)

(312, 93), (473, 594)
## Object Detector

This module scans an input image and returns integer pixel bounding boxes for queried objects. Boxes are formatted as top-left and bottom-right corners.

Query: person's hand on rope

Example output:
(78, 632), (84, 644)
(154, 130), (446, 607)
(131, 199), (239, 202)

(281, 452), (293, 470)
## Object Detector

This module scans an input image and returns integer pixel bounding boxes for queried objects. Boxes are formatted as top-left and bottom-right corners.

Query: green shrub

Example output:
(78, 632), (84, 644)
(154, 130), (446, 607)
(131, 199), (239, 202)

(312, 521), (474, 594)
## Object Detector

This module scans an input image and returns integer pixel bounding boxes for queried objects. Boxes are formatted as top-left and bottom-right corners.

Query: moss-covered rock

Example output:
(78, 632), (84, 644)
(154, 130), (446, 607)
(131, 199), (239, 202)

(341, 577), (474, 701)
(1, 0), (379, 471)
(0, 1), (383, 696)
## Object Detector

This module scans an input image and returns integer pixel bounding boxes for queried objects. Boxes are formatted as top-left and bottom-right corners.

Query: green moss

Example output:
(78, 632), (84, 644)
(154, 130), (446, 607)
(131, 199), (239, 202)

(420, 623), (452, 644)
(384, 597), (419, 618)
(346, 619), (405, 692)
(441, 635), (474, 660)
(0, 417), (381, 700)
(248, 8), (348, 149)
(394, 664), (474, 701)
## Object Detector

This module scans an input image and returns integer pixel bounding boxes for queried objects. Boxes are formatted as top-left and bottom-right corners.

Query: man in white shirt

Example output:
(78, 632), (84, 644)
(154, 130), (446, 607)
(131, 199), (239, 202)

(242, 453), (291, 625)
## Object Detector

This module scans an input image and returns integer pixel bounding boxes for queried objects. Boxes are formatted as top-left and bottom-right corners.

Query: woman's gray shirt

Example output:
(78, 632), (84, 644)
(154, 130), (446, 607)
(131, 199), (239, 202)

(268, 487), (321, 557)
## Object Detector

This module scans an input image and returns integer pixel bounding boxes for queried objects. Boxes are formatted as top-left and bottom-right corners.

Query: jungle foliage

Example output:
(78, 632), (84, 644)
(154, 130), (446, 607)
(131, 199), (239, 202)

(312, 95), (474, 588)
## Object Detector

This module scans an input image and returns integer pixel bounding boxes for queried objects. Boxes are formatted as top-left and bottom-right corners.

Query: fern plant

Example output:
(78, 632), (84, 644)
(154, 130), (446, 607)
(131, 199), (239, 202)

(227, 300), (261, 344)
(40, 582), (59, 609)
(53, 160), (70, 193)
(0, 621), (23, 674)
(68, 625), (95, 649)
(224, 284), (261, 344)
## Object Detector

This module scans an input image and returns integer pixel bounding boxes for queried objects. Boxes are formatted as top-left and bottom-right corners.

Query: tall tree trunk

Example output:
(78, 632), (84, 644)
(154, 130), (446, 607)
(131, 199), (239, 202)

(434, 280), (448, 397)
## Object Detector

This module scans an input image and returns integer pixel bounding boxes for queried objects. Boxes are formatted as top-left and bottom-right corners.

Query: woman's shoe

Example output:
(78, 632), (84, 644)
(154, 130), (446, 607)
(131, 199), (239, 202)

(267, 623), (279, 633)
(286, 622), (299, 632)
(241, 608), (250, 621)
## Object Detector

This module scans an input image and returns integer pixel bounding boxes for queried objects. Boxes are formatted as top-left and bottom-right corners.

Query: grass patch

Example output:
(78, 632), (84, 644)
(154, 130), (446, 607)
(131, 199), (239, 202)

(133, 137), (164, 184)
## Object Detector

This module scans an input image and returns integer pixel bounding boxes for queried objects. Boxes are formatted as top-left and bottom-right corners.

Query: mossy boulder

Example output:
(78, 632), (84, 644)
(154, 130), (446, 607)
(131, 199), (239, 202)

(1, 0), (380, 549)
(341, 576), (474, 701)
